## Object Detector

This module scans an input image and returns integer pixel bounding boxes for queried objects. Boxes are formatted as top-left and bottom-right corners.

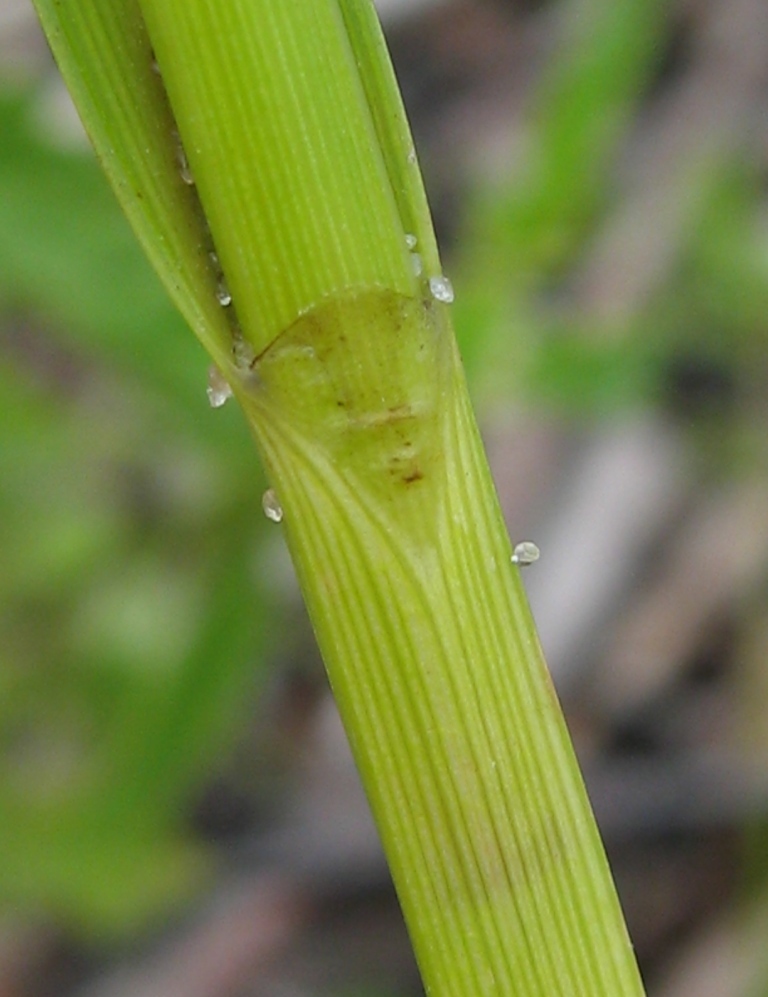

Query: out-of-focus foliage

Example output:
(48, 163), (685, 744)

(0, 87), (271, 936)
(452, 0), (768, 427)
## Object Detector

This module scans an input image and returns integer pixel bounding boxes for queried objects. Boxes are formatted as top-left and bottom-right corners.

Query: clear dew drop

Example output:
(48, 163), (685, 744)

(410, 252), (423, 277)
(215, 277), (232, 307)
(206, 365), (233, 408)
(429, 275), (454, 304)
(511, 541), (540, 566)
(405, 233), (418, 250)
(232, 332), (256, 370)
(176, 146), (194, 185)
(407, 147), (417, 165)
(262, 488), (283, 524)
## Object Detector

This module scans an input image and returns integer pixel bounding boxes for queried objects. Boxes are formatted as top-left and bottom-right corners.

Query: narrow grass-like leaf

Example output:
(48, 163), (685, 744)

(239, 289), (645, 995)
(29, 0), (234, 369)
(337, 0), (441, 277)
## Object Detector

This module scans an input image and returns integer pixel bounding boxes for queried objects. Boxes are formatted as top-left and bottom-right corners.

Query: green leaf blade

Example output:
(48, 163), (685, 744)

(29, 0), (236, 368)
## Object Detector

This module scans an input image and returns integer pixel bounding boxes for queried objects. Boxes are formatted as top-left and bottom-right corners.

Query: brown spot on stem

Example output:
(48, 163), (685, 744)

(402, 468), (424, 485)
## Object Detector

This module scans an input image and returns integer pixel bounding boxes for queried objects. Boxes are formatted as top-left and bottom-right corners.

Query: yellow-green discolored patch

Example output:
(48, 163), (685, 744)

(240, 291), (452, 516)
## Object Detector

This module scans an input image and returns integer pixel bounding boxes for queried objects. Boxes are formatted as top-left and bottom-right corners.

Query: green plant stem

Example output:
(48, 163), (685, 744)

(139, 0), (416, 357)
(238, 289), (644, 995)
(29, 0), (647, 991)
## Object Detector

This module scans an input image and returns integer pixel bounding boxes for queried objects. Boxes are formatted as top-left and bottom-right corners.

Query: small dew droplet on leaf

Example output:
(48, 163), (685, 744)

(206, 365), (233, 408)
(262, 488), (284, 524)
(429, 275), (454, 304)
(215, 276), (232, 307)
(511, 541), (540, 566)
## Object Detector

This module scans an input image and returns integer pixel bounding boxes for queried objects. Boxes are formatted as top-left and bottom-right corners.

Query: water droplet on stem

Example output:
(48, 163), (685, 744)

(511, 541), (540, 566)
(206, 365), (233, 408)
(429, 275), (454, 304)
(262, 488), (283, 523)
(232, 333), (255, 370)
(215, 277), (232, 307)
(176, 146), (194, 185)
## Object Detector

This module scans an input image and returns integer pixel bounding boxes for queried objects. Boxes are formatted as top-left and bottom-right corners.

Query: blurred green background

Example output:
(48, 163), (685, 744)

(3, 0), (768, 994)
